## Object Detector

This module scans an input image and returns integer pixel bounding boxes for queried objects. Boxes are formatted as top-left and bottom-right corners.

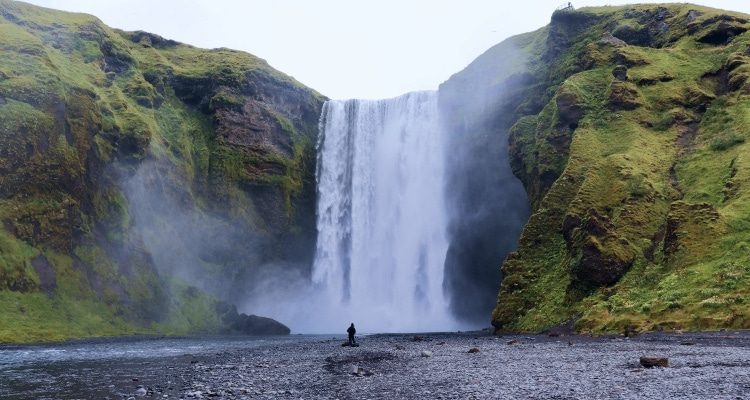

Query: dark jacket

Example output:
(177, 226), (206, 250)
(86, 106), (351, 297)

(347, 325), (356, 336)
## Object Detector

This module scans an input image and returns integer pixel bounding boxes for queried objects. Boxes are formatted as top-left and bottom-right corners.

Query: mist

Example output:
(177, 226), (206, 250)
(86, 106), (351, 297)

(117, 30), (534, 336)
(439, 36), (533, 326)
(121, 158), (313, 316)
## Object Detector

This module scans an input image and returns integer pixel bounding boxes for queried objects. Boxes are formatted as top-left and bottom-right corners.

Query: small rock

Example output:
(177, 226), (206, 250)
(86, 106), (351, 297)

(507, 339), (521, 345)
(347, 364), (359, 374)
(412, 335), (425, 342)
(421, 350), (433, 357)
(680, 341), (696, 346)
(640, 356), (669, 368)
(467, 348), (480, 354)
(135, 387), (147, 397)
(623, 325), (639, 337)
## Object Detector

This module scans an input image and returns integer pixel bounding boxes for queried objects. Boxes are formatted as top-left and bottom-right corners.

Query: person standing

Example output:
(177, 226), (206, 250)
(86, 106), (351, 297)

(347, 323), (356, 346)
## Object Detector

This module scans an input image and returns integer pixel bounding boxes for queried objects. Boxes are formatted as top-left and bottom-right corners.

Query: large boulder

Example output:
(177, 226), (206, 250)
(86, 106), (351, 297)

(640, 356), (669, 368)
(216, 302), (291, 335)
(232, 314), (291, 336)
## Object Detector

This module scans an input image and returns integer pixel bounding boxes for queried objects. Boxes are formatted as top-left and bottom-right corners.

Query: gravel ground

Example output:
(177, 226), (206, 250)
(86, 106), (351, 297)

(2, 332), (750, 399)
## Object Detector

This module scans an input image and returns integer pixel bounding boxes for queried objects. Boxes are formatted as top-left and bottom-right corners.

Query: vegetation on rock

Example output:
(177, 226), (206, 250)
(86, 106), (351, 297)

(455, 3), (750, 333)
(0, 0), (323, 343)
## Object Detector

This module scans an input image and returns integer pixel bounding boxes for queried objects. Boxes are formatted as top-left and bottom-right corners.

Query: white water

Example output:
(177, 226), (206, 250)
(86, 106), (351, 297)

(309, 91), (456, 333)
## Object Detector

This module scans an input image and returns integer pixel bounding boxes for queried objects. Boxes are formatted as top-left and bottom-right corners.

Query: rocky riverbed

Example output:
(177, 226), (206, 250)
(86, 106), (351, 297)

(1, 332), (749, 399)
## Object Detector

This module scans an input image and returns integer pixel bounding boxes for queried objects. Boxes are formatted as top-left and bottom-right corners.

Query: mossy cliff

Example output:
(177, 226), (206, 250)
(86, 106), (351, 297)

(442, 3), (750, 333)
(0, 0), (323, 343)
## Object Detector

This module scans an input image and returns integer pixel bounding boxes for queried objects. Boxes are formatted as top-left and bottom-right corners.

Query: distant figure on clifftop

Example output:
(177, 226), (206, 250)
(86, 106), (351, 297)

(347, 323), (357, 346)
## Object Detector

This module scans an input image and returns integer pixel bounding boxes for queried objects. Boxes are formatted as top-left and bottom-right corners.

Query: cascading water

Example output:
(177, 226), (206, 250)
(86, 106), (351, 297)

(311, 91), (456, 333)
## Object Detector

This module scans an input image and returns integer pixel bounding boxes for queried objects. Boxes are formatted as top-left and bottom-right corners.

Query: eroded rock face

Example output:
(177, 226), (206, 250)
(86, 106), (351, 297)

(30, 255), (56, 295)
(556, 89), (584, 128)
(698, 22), (748, 45)
(610, 7), (673, 47)
(599, 32), (627, 48)
(574, 235), (636, 287)
(612, 65), (629, 81)
(688, 14), (749, 44)
(564, 210), (636, 288)
(608, 81), (642, 110)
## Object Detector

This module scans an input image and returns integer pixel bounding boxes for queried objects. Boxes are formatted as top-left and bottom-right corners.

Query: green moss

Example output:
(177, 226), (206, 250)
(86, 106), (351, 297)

(0, 229), (39, 292)
(491, 3), (750, 333)
(0, 0), (322, 343)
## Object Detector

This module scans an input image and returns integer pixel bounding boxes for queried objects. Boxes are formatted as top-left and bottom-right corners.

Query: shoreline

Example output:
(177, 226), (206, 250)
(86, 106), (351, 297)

(3, 327), (750, 348)
(3, 331), (750, 399)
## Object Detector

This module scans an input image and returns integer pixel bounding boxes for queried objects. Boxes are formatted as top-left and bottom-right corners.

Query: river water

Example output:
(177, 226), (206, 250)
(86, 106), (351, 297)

(0, 335), (328, 399)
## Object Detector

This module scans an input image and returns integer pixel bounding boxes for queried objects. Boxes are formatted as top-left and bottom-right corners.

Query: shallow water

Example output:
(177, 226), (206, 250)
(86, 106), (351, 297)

(0, 335), (318, 367)
(0, 335), (330, 399)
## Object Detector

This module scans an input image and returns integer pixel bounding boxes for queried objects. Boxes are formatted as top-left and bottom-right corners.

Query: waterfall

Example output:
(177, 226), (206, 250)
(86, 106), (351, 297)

(312, 91), (456, 333)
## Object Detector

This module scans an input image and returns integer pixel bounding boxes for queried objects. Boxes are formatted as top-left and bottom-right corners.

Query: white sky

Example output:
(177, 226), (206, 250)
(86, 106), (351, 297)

(23, 0), (750, 99)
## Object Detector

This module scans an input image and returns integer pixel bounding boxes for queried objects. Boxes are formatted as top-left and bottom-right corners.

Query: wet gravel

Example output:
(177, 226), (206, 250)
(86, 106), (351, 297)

(2, 332), (750, 399)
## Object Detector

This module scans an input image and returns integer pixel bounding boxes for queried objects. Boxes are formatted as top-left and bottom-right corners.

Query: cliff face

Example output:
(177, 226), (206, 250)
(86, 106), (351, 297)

(438, 34), (533, 324)
(0, 0), (323, 342)
(446, 3), (750, 333)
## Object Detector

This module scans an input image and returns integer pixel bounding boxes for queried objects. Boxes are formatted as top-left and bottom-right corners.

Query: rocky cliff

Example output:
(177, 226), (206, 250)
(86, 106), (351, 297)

(0, 0), (323, 342)
(444, 4), (750, 333)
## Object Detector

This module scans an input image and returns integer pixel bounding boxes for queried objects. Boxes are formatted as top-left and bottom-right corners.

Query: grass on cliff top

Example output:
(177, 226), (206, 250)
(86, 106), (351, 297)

(579, 3), (750, 19)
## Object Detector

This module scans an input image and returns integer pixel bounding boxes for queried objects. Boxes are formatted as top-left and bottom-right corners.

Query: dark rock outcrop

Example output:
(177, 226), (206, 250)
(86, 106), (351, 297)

(608, 81), (642, 110)
(564, 210), (637, 288)
(216, 302), (290, 335)
(640, 356), (669, 368)
(231, 314), (291, 336)
(30, 255), (56, 295)
(556, 89), (584, 128)
(612, 65), (629, 81)
(599, 32), (627, 48)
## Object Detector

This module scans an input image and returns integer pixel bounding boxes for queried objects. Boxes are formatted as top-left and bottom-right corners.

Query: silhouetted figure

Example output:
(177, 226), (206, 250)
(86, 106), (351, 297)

(347, 323), (356, 345)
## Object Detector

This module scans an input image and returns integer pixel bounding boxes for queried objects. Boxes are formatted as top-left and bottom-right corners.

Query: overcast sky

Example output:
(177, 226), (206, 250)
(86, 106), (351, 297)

(24, 0), (750, 99)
